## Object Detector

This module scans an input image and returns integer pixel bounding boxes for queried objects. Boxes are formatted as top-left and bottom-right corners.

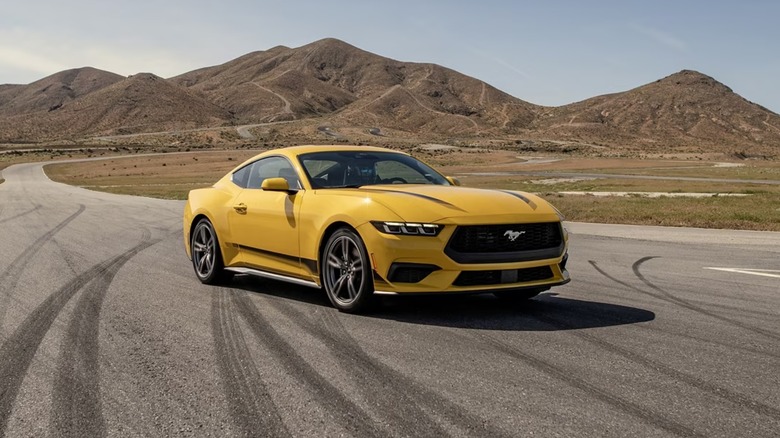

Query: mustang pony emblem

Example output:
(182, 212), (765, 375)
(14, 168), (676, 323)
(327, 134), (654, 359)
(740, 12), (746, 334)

(504, 230), (525, 241)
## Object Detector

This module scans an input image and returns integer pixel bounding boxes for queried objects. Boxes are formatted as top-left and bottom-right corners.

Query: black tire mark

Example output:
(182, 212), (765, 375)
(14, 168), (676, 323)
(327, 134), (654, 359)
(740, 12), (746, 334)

(50, 230), (157, 438)
(572, 277), (780, 359)
(0, 204), (42, 225)
(633, 257), (780, 339)
(0, 237), (154, 436)
(590, 259), (780, 341)
(0, 205), (86, 327)
(474, 332), (703, 437)
(211, 291), (290, 437)
(229, 290), (389, 437)
(529, 311), (780, 422)
(268, 298), (514, 438)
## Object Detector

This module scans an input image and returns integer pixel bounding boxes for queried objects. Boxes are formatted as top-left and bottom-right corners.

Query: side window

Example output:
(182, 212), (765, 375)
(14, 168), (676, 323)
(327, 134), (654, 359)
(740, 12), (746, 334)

(232, 164), (251, 188)
(246, 156), (301, 190)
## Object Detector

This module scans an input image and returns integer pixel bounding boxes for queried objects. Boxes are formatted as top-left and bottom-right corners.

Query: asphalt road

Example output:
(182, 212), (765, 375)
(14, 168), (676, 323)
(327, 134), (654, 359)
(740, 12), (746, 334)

(1, 161), (779, 437)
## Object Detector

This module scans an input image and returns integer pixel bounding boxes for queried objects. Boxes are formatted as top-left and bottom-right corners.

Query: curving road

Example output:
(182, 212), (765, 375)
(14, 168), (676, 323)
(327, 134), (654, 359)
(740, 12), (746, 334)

(0, 161), (779, 437)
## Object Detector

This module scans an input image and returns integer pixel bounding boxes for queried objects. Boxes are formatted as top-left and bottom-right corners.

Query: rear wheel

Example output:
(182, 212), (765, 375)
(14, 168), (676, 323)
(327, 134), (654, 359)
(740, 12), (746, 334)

(493, 287), (548, 303)
(191, 218), (232, 285)
(321, 228), (375, 313)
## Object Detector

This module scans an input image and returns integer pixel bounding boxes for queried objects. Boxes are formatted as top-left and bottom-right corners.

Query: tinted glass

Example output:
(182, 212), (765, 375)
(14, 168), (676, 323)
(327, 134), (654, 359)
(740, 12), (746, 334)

(233, 156), (301, 189)
(298, 151), (449, 188)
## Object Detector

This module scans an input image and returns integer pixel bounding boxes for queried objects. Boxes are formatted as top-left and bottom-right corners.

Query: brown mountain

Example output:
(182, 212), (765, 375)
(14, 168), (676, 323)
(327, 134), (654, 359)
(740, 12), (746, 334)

(534, 70), (780, 153)
(0, 67), (123, 116)
(0, 73), (233, 141)
(1, 39), (779, 157)
(172, 38), (539, 133)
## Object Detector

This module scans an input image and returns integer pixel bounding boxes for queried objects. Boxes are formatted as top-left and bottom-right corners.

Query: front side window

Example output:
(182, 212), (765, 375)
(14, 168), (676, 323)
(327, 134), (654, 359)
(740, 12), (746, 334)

(232, 156), (301, 189)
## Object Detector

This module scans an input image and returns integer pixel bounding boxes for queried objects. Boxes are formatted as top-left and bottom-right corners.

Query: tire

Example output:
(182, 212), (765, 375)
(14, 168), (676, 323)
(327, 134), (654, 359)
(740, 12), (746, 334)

(191, 218), (232, 285)
(321, 228), (375, 313)
(493, 287), (549, 303)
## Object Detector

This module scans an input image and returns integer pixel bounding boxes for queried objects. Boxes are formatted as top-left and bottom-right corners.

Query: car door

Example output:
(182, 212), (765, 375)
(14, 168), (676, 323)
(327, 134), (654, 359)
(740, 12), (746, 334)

(228, 156), (306, 278)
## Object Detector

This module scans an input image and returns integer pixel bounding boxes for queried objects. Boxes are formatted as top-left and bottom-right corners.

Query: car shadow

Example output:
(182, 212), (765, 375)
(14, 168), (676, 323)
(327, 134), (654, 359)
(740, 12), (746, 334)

(227, 276), (655, 332)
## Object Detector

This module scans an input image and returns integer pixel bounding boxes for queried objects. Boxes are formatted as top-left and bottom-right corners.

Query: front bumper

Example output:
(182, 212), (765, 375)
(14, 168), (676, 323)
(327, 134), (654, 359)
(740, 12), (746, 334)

(357, 221), (570, 294)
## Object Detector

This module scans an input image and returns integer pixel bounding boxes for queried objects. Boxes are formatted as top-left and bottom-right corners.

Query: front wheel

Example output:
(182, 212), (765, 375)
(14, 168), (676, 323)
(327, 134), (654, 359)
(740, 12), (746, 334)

(191, 218), (232, 285)
(321, 228), (375, 313)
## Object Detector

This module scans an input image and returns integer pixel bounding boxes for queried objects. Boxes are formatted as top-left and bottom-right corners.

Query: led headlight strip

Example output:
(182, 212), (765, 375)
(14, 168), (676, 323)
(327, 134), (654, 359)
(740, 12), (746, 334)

(371, 221), (442, 236)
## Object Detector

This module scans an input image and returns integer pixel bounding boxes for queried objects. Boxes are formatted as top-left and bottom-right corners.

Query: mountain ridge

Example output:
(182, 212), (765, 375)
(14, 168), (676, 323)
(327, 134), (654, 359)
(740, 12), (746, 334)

(1, 38), (778, 156)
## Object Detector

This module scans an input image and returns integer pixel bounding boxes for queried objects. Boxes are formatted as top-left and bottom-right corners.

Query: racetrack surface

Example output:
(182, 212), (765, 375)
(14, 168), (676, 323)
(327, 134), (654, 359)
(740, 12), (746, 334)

(0, 161), (778, 437)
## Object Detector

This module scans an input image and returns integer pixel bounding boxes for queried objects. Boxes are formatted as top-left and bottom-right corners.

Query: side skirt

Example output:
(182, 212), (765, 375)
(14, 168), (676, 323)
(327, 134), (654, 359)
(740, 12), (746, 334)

(225, 267), (320, 289)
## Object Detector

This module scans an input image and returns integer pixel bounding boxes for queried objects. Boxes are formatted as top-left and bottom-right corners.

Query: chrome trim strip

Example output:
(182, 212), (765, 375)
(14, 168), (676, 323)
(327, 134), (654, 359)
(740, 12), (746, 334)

(372, 290), (399, 295)
(225, 267), (320, 289)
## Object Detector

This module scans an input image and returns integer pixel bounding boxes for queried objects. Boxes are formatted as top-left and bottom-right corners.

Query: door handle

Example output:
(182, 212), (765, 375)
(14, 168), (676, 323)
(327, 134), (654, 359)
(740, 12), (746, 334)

(233, 203), (247, 214)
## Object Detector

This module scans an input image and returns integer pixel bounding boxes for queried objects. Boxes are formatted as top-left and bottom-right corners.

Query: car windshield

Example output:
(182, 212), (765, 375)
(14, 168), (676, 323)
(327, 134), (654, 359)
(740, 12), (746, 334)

(298, 151), (450, 188)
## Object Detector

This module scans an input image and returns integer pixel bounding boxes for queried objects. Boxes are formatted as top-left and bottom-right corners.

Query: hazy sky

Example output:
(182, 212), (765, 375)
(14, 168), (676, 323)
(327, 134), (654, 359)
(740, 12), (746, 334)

(2, 0), (778, 112)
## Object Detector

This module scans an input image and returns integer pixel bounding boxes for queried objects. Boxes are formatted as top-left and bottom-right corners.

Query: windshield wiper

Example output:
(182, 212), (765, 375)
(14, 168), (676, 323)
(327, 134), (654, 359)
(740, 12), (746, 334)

(323, 184), (363, 189)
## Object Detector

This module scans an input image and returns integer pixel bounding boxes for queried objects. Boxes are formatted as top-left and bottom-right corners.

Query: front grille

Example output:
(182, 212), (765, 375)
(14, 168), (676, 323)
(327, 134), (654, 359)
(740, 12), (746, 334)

(445, 222), (564, 264)
(453, 266), (554, 287)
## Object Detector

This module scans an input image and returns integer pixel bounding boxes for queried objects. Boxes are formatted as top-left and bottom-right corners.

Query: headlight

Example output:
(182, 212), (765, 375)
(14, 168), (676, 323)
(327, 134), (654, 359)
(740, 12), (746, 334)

(371, 221), (442, 236)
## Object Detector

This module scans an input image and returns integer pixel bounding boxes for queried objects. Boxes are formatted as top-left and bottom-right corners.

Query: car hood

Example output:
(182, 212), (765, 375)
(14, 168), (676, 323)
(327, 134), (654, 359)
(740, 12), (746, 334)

(326, 185), (563, 224)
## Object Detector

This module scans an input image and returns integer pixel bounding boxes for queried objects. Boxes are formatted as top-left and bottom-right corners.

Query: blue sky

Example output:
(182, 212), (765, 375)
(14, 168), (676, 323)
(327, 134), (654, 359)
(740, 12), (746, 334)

(2, 0), (778, 112)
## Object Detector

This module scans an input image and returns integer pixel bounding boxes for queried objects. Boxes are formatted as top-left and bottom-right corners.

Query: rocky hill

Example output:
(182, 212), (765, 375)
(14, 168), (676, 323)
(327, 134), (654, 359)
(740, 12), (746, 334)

(534, 70), (780, 153)
(0, 73), (234, 141)
(172, 38), (538, 134)
(0, 67), (123, 116)
(1, 39), (779, 156)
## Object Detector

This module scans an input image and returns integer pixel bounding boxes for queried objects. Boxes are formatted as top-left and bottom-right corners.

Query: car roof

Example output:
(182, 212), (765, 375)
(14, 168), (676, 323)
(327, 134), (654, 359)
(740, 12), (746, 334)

(277, 145), (405, 156)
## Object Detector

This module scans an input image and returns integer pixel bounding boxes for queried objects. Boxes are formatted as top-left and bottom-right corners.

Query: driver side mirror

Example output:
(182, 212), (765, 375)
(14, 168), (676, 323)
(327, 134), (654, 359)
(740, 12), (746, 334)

(446, 176), (461, 186)
(261, 177), (295, 193)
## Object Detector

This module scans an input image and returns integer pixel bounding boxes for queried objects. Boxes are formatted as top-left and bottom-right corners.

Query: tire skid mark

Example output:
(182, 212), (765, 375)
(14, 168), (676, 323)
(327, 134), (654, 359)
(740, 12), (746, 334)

(573, 278), (780, 359)
(0, 235), (155, 436)
(0, 205), (86, 327)
(0, 204), (42, 225)
(589, 259), (780, 341)
(269, 298), (513, 438)
(50, 230), (157, 438)
(230, 291), (388, 437)
(547, 293), (780, 360)
(211, 290), (290, 437)
(473, 332), (703, 437)
(530, 311), (780, 422)
(632, 257), (780, 339)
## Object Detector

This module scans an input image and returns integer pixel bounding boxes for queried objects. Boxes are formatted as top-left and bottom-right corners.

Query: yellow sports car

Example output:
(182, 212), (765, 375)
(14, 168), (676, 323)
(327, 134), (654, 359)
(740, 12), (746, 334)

(183, 145), (570, 312)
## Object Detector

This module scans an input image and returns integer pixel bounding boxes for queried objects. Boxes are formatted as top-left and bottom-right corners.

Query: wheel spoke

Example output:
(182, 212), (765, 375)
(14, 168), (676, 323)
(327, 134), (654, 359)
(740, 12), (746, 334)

(199, 226), (207, 244)
(328, 253), (341, 269)
(333, 274), (348, 298)
(340, 238), (349, 261)
(347, 278), (357, 299)
(193, 242), (205, 253)
(198, 254), (208, 274)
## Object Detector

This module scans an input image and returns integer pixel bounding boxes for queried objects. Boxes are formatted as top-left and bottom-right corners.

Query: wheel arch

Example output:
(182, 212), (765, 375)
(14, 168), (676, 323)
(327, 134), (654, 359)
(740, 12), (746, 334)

(317, 221), (356, 269)
(189, 213), (233, 264)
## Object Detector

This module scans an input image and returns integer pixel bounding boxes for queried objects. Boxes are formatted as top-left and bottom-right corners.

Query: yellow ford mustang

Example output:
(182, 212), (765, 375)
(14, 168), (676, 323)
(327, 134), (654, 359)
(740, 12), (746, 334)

(183, 145), (570, 312)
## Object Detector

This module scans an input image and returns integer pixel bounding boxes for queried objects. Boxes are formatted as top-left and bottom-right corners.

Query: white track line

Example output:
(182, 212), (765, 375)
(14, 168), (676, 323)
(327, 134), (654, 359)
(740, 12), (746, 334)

(704, 267), (780, 279)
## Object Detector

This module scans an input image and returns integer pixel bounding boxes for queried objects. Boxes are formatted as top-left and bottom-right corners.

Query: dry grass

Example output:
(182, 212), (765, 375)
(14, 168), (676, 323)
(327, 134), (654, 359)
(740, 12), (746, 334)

(543, 194), (780, 231)
(43, 148), (780, 230)
(45, 150), (261, 199)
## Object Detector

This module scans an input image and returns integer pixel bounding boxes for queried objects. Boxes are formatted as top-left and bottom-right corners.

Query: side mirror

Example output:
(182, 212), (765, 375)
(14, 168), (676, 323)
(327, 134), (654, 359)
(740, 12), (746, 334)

(261, 177), (294, 193)
(446, 176), (461, 186)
